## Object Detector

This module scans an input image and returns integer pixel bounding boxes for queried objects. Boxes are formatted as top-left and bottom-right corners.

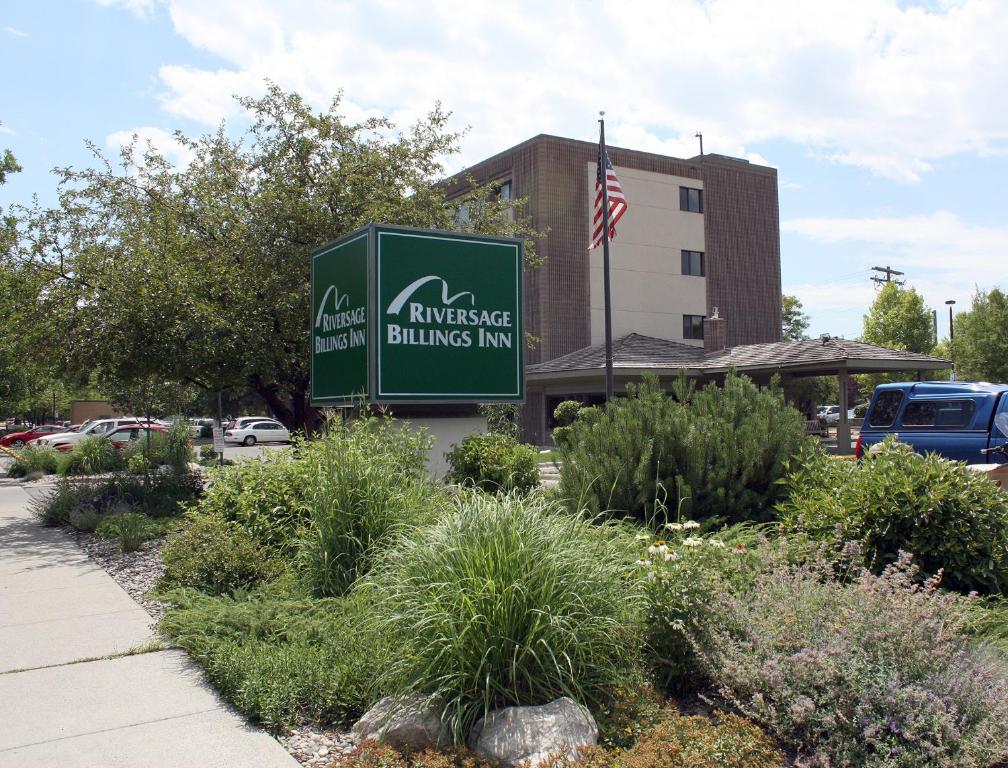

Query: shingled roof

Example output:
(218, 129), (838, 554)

(526, 333), (950, 379)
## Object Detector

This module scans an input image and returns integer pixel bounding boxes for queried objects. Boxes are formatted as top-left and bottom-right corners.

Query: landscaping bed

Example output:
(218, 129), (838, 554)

(29, 380), (1008, 768)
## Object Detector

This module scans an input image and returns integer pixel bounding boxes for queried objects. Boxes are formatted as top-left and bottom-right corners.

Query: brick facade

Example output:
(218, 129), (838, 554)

(446, 134), (781, 443)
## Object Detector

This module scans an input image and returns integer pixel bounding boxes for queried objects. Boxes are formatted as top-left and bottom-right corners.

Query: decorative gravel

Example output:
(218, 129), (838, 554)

(278, 725), (359, 766)
(71, 529), (168, 620)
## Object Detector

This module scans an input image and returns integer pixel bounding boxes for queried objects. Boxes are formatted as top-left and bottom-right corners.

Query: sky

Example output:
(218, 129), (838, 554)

(2, 0), (1007, 340)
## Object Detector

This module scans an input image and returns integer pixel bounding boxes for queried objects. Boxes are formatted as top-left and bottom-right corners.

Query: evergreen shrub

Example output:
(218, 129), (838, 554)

(362, 491), (642, 743)
(558, 374), (807, 525)
(444, 433), (539, 493)
(778, 438), (1008, 593)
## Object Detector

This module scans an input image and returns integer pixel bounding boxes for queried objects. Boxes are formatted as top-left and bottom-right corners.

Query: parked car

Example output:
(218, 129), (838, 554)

(856, 381), (1008, 463)
(224, 419), (290, 446)
(820, 405), (842, 425)
(225, 416), (273, 431)
(105, 424), (167, 450)
(34, 417), (150, 449)
(186, 418), (216, 438)
(0, 424), (67, 448)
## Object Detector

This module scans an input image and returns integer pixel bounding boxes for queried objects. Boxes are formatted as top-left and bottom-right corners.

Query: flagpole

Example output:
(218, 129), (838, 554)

(599, 112), (615, 402)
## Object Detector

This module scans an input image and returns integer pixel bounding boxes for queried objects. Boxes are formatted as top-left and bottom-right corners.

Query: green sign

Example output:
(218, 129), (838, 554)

(309, 225), (523, 405)
(310, 232), (369, 404)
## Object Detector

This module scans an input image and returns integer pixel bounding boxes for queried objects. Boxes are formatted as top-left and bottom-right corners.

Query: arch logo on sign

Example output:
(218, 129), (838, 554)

(310, 225), (523, 405)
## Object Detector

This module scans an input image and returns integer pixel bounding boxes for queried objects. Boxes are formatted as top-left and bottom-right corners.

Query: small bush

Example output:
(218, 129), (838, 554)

(637, 521), (773, 693)
(444, 433), (540, 493)
(161, 511), (281, 595)
(95, 512), (163, 552)
(559, 374), (808, 525)
(778, 438), (1008, 593)
(32, 478), (108, 526)
(198, 443), (218, 464)
(157, 589), (386, 730)
(696, 548), (1008, 767)
(162, 422), (194, 471)
(341, 743), (495, 768)
(362, 492), (642, 743)
(7, 444), (59, 477)
(127, 452), (150, 475)
(57, 435), (124, 476)
(572, 711), (782, 768)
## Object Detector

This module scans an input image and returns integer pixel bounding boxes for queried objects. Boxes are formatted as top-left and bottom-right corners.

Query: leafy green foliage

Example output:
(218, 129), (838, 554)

(157, 589), (386, 730)
(56, 435), (124, 476)
(478, 403), (521, 440)
(362, 492), (642, 743)
(9, 85), (542, 429)
(444, 433), (539, 493)
(94, 512), (164, 552)
(858, 283), (940, 389)
(696, 549), (1008, 767)
(552, 400), (591, 449)
(637, 522), (774, 693)
(949, 287), (1008, 383)
(7, 444), (59, 477)
(160, 511), (281, 595)
(778, 439), (1008, 593)
(781, 294), (809, 341)
(558, 374), (808, 525)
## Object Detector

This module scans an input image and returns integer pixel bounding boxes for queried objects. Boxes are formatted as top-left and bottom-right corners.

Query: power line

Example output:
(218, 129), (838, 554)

(870, 265), (905, 287)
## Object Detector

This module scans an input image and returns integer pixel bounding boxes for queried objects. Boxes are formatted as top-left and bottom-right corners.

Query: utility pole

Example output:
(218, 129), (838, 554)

(870, 265), (905, 287)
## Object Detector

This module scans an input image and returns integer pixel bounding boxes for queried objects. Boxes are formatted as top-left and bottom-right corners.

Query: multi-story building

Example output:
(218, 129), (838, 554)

(447, 133), (783, 443)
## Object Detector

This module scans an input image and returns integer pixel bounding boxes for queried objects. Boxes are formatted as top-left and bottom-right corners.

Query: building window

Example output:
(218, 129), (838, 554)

(683, 314), (705, 340)
(679, 186), (703, 213)
(493, 180), (511, 201)
(681, 250), (704, 276)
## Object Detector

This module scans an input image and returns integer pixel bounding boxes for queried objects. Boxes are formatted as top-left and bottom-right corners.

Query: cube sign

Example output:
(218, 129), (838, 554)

(310, 225), (524, 405)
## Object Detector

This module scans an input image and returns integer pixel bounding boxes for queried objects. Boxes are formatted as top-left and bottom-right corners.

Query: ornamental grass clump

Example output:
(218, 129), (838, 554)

(362, 492), (643, 743)
(696, 546), (1008, 768)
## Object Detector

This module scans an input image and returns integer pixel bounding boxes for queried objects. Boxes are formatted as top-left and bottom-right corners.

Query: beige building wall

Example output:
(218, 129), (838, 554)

(587, 163), (707, 346)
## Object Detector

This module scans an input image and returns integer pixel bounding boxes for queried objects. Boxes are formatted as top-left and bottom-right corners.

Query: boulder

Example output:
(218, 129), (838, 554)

(469, 697), (598, 768)
(351, 695), (450, 749)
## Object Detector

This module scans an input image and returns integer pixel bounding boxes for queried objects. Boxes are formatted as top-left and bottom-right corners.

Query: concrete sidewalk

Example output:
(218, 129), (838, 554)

(0, 476), (298, 767)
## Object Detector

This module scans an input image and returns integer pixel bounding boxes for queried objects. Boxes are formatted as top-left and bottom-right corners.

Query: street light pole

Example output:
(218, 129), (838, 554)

(945, 299), (956, 381)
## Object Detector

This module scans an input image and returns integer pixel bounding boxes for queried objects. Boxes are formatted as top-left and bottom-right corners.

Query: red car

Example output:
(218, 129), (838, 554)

(1, 424), (68, 448)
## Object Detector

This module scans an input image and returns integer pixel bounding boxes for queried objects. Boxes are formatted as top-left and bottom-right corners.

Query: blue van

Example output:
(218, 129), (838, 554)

(857, 382), (1008, 464)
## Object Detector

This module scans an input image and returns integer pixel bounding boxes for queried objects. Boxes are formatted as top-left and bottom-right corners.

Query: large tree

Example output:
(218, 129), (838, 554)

(949, 288), (1008, 383)
(8, 85), (541, 429)
(861, 283), (934, 354)
(782, 294), (810, 341)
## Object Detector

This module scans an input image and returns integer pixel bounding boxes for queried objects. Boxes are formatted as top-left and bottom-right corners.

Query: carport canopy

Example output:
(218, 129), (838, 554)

(526, 333), (952, 454)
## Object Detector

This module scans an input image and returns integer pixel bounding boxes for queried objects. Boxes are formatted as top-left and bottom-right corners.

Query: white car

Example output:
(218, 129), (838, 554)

(224, 419), (290, 446)
(35, 417), (149, 449)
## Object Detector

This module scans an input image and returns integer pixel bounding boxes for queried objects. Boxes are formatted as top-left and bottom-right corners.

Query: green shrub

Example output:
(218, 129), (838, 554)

(637, 521), (773, 694)
(57, 435), (124, 476)
(7, 444), (59, 477)
(444, 433), (540, 493)
(478, 403), (521, 440)
(162, 422), (193, 471)
(197, 450), (312, 551)
(298, 414), (439, 597)
(198, 443), (218, 464)
(778, 438), (1008, 593)
(160, 511), (280, 595)
(126, 452), (150, 475)
(552, 400), (595, 449)
(95, 512), (163, 552)
(558, 374), (808, 525)
(157, 589), (385, 730)
(696, 549), (1008, 768)
(32, 472), (203, 528)
(362, 492), (642, 743)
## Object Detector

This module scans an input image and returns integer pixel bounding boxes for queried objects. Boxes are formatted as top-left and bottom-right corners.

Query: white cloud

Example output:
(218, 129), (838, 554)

(94, 0), (155, 18)
(4, 25), (28, 37)
(145, 0), (1008, 182)
(783, 211), (1008, 336)
(0, 124), (15, 137)
(105, 126), (195, 169)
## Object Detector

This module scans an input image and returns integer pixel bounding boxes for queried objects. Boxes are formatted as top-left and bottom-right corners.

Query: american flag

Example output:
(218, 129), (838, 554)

(589, 147), (628, 250)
